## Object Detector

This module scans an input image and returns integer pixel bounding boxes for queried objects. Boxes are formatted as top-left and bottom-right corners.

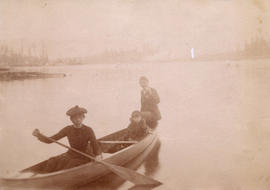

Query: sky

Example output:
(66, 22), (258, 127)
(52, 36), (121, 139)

(0, 0), (269, 58)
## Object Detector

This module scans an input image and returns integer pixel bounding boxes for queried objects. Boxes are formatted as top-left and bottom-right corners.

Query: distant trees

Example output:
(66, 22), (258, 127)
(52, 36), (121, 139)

(0, 44), (49, 66)
(84, 47), (158, 64)
(195, 37), (270, 61)
(243, 37), (270, 57)
(0, 43), (159, 66)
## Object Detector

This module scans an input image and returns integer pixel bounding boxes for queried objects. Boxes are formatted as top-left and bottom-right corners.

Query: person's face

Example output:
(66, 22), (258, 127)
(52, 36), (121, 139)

(132, 115), (142, 123)
(139, 79), (149, 89)
(71, 114), (85, 126)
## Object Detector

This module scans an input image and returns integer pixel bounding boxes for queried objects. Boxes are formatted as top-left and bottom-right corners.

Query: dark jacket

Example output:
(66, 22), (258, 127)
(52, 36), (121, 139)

(141, 88), (161, 121)
(127, 119), (148, 140)
(36, 125), (101, 157)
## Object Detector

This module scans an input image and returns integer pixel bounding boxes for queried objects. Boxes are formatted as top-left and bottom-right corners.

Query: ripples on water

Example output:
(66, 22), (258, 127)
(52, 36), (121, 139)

(1, 60), (270, 190)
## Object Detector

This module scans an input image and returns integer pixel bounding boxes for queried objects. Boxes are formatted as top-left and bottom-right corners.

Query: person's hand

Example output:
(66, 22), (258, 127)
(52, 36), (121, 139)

(95, 154), (103, 161)
(147, 128), (153, 134)
(143, 87), (152, 98)
(32, 129), (40, 137)
(144, 87), (152, 94)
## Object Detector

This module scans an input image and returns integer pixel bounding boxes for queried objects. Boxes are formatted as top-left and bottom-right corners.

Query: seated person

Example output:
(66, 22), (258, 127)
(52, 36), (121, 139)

(126, 110), (150, 141)
(32, 105), (102, 173)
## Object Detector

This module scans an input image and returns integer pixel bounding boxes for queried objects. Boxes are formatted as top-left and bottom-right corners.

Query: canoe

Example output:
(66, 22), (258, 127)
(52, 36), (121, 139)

(0, 128), (158, 189)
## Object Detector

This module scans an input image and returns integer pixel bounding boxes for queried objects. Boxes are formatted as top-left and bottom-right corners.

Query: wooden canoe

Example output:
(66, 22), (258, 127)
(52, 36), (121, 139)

(0, 128), (158, 189)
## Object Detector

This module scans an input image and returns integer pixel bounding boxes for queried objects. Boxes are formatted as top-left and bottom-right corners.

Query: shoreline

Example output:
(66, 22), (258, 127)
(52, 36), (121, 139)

(0, 70), (66, 81)
(1, 56), (270, 68)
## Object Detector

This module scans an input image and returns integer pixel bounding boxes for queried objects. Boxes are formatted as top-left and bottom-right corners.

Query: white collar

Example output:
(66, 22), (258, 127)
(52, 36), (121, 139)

(73, 124), (83, 128)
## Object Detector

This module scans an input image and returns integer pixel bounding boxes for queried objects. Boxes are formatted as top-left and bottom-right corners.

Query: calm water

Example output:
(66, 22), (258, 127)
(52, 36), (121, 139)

(1, 60), (270, 190)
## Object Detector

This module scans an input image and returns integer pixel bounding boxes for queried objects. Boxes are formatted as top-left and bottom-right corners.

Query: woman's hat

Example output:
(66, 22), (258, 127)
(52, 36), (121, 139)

(66, 105), (87, 117)
(131, 110), (141, 118)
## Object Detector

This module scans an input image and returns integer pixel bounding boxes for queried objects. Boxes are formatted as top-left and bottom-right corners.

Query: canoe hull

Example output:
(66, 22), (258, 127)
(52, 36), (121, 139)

(0, 129), (158, 189)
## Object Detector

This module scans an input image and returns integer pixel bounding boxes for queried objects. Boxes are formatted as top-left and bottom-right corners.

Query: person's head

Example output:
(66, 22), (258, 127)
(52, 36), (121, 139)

(70, 114), (85, 126)
(66, 105), (87, 126)
(130, 110), (142, 123)
(139, 76), (149, 89)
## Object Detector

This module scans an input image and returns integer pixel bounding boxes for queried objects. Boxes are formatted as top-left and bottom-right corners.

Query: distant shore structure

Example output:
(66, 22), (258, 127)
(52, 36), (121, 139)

(191, 48), (194, 59)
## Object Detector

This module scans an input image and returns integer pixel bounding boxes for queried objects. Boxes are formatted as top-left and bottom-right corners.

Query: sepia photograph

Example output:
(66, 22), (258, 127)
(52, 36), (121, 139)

(0, 0), (270, 189)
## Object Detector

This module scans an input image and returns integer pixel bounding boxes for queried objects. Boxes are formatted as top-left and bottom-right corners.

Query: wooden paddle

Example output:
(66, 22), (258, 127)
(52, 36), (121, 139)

(38, 133), (162, 187)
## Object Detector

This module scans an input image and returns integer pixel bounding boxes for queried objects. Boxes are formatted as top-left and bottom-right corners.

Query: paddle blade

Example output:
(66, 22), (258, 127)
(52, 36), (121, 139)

(102, 161), (162, 187)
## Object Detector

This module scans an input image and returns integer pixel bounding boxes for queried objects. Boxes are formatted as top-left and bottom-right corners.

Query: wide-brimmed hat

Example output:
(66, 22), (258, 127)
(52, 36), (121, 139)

(66, 105), (87, 117)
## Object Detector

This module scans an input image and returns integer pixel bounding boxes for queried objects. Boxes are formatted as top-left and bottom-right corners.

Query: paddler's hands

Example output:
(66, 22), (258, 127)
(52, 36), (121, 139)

(143, 87), (152, 98)
(95, 154), (103, 161)
(32, 129), (40, 137)
(147, 128), (153, 134)
(145, 87), (152, 94)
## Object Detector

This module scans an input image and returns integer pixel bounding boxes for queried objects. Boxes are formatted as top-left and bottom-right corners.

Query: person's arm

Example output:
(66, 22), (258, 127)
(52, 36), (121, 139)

(126, 122), (135, 140)
(150, 88), (160, 104)
(33, 127), (67, 144)
(88, 128), (101, 156)
(143, 88), (160, 105)
(140, 91), (144, 111)
(141, 119), (151, 134)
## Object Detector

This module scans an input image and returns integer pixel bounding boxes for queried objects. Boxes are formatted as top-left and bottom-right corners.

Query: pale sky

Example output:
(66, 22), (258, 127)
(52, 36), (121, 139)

(0, 0), (269, 58)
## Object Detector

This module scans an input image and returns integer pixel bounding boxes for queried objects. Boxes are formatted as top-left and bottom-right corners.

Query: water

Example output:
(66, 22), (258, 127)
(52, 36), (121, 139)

(1, 60), (270, 190)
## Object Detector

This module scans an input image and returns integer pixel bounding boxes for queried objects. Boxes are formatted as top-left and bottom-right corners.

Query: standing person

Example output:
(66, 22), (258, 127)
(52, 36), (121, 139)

(32, 105), (102, 173)
(139, 76), (161, 128)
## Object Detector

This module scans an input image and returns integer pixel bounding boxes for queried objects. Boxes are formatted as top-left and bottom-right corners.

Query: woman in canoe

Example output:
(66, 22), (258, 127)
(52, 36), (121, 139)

(32, 105), (102, 173)
(139, 76), (161, 128)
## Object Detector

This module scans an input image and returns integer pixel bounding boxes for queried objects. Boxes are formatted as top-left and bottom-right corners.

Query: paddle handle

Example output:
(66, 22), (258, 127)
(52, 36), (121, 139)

(38, 133), (97, 161)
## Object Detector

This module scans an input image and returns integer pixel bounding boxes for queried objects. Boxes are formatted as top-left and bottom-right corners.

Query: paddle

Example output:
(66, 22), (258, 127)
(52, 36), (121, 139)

(38, 133), (162, 187)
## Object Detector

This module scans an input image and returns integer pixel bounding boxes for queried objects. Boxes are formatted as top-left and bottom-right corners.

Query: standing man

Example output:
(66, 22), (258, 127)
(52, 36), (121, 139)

(139, 76), (161, 128)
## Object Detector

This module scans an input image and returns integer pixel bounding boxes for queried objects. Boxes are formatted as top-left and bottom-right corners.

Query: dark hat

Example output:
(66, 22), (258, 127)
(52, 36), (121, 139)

(66, 105), (87, 117)
(131, 110), (141, 118)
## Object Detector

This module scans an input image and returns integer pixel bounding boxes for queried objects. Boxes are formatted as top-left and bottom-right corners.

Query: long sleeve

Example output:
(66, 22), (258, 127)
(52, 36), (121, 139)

(141, 119), (149, 133)
(140, 91), (143, 111)
(36, 127), (67, 144)
(127, 120), (149, 140)
(127, 122), (134, 138)
(150, 88), (160, 104)
(88, 128), (101, 156)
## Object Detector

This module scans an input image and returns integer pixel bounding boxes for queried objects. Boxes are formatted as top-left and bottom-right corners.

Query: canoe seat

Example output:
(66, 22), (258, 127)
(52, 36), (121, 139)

(98, 129), (134, 154)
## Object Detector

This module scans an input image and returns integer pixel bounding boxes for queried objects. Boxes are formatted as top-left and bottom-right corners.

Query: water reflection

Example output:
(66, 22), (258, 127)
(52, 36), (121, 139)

(144, 139), (161, 177)
(3, 61), (270, 189)
(77, 138), (161, 190)
(128, 139), (162, 190)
